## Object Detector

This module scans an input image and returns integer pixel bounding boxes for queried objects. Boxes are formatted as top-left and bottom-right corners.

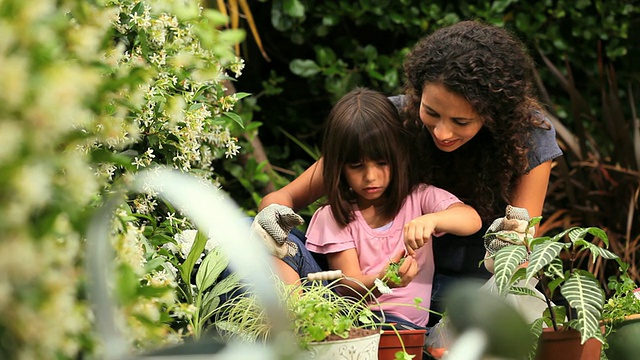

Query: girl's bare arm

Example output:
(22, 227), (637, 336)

(258, 159), (326, 211)
(404, 203), (482, 254)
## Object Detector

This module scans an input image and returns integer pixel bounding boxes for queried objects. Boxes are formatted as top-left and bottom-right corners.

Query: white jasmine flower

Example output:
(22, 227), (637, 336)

(374, 278), (393, 295)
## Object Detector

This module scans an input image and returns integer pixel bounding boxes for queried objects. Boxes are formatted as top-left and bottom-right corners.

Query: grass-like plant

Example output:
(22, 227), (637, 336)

(215, 271), (417, 360)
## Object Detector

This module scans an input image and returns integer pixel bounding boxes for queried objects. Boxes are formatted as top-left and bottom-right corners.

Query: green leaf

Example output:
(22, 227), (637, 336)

(528, 216), (542, 228)
(234, 92), (252, 100)
(587, 227), (609, 246)
(144, 256), (168, 272)
(116, 264), (139, 305)
(223, 111), (244, 128)
(284, 0), (305, 17)
(561, 270), (605, 344)
(179, 230), (208, 287)
(195, 247), (230, 291)
(218, 29), (246, 45)
(278, 126), (320, 160)
(289, 59), (321, 77)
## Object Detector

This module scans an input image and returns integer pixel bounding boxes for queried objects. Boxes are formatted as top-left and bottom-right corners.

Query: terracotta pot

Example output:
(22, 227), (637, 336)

(535, 328), (602, 360)
(378, 329), (427, 360)
(605, 314), (640, 360)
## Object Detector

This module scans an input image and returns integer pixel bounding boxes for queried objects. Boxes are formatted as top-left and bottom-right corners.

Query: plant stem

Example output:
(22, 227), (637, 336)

(538, 269), (559, 331)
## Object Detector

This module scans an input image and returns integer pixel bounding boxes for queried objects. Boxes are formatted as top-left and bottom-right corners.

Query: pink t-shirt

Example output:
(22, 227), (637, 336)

(305, 184), (462, 327)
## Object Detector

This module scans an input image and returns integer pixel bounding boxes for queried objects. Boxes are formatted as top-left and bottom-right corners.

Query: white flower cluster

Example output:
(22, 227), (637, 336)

(0, 0), (115, 358)
(103, 0), (246, 217)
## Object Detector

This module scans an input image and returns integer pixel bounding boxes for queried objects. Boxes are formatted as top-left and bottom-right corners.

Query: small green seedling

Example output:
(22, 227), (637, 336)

(385, 257), (406, 285)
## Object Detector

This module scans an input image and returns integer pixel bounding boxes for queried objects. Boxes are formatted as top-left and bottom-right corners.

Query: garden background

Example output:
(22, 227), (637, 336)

(0, 0), (638, 358)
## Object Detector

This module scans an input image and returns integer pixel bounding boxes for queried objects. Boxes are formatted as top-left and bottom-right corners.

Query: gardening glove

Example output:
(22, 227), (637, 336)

(251, 204), (304, 259)
(483, 205), (534, 273)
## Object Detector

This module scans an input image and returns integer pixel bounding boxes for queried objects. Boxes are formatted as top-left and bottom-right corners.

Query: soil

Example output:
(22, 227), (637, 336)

(322, 328), (380, 342)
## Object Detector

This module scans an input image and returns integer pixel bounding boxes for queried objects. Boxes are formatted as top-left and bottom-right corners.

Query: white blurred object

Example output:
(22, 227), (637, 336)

(480, 276), (550, 325)
(87, 167), (297, 360)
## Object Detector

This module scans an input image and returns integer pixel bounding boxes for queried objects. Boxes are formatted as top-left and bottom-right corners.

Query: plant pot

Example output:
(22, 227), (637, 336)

(605, 314), (640, 360)
(305, 331), (381, 360)
(378, 329), (427, 360)
(535, 328), (602, 360)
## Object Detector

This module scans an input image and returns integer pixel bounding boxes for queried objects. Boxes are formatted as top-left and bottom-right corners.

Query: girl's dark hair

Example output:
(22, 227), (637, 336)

(402, 20), (549, 222)
(322, 87), (418, 227)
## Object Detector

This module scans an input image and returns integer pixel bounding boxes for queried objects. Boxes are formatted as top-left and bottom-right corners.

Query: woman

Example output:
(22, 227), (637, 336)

(256, 20), (562, 326)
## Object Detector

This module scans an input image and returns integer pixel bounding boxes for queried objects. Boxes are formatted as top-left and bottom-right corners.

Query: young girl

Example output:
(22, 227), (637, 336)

(301, 87), (481, 329)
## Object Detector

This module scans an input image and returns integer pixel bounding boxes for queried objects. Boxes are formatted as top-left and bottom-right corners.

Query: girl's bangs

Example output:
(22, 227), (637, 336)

(342, 124), (394, 164)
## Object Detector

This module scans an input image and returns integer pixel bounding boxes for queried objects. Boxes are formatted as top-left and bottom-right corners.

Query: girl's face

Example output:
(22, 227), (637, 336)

(343, 159), (390, 207)
(419, 83), (483, 152)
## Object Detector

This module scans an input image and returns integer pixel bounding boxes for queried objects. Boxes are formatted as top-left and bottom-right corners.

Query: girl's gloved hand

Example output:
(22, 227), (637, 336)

(251, 204), (304, 259)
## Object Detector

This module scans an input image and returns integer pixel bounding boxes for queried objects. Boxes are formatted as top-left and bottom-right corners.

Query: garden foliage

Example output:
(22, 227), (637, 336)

(0, 0), (248, 358)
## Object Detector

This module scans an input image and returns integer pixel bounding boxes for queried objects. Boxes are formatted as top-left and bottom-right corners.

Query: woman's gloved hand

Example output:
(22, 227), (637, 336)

(251, 204), (304, 259)
(483, 205), (534, 273)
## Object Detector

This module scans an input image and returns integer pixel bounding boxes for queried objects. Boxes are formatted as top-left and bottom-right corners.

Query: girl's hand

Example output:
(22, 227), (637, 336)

(378, 250), (418, 288)
(403, 215), (437, 255)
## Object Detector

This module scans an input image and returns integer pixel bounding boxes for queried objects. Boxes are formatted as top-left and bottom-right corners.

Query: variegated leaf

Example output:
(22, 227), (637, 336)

(528, 318), (545, 360)
(574, 239), (620, 263)
(568, 227), (589, 242)
(509, 286), (545, 300)
(526, 241), (565, 282)
(561, 271), (605, 344)
(494, 245), (528, 294)
(543, 257), (564, 280)
(529, 236), (551, 248)
(549, 227), (575, 242)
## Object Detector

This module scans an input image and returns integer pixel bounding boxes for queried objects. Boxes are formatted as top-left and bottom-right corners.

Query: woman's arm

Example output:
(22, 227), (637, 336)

(328, 248), (418, 298)
(510, 160), (553, 233)
(404, 203), (482, 254)
(258, 159), (326, 211)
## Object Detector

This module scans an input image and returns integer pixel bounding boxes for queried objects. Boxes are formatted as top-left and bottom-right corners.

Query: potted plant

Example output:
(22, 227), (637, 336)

(486, 215), (622, 360)
(602, 262), (640, 360)
(214, 269), (417, 360)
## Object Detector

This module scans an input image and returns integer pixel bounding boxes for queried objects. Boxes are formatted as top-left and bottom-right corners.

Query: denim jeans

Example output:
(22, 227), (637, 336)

(280, 228), (326, 278)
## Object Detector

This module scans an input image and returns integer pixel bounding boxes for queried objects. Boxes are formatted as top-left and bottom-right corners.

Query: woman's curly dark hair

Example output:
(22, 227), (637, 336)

(402, 20), (549, 222)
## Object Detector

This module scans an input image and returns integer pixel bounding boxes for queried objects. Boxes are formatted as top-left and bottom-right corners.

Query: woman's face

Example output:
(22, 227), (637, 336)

(419, 83), (483, 152)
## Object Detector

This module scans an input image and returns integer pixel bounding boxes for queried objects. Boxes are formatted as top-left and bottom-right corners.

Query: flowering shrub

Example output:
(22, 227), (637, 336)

(0, 0), (247, 358)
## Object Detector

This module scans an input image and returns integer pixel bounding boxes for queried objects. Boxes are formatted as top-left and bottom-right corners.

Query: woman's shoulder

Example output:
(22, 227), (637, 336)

(526, 111), (563, 170)
(388, 94), (405, 111)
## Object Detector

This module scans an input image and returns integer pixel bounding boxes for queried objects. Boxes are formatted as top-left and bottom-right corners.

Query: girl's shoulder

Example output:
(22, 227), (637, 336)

(405, 183), (461, 210)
